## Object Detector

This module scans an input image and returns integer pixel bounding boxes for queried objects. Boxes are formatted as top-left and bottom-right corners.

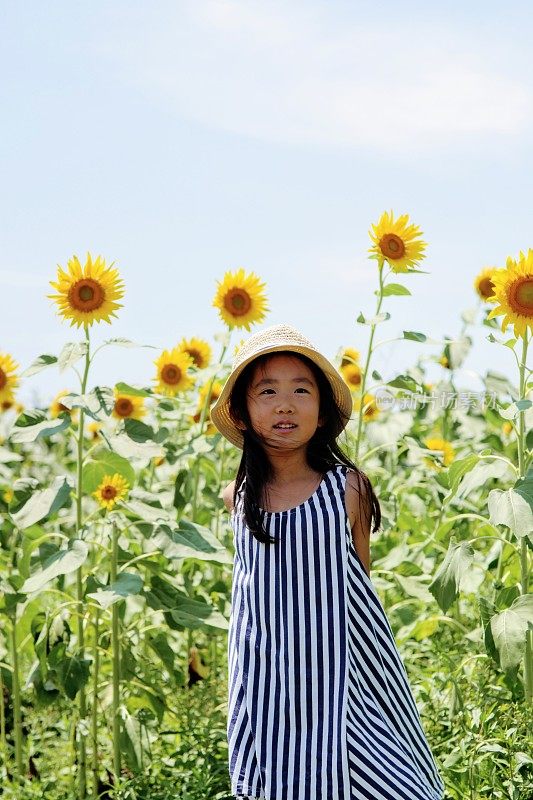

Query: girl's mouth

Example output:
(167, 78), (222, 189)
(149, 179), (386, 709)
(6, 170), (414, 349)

(273, 423), (297, 430)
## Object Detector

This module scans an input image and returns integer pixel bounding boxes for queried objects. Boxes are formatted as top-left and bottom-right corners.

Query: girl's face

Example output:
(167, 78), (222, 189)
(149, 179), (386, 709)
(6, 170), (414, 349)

(236, 353), (323, 449)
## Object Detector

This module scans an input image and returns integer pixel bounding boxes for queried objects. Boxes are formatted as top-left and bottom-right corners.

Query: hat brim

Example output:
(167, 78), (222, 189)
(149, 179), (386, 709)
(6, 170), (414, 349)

(211, 344), (353, 449)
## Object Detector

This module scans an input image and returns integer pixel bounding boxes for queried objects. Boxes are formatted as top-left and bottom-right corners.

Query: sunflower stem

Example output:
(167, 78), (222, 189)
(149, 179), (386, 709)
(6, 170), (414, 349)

(516, 330), (532, 704)
(354, 264), (385, 462)
(191, 340), (229, 519)
(110, 520), (122, 780)
(75, 324), (91, 800)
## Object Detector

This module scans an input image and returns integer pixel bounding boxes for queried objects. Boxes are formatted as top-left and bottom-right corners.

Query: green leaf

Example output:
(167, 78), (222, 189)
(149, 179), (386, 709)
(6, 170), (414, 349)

(395, 574), (434, 603)
(87, 572), (143, 610)
(145, 575), (229, 631)
(57, 341), (88, 372)
(403, 331), (427, 342)
(109, 433), (164, 460)
(488, 488), (533, 537)
(115, 381), (153, 397)
(11, 410), (70, 443)
(428, 537), (475, 613)
(514, 467), (533, 513)
(490, 595), (533, 672)
(82, 449), (135, 493)
(445, 454), (480, 498)
(123, 418), (158, 443)
(147, 632), (176, 675)
(149, 520), (233, 566)
(387, 374), (419, 392)
(20, 539), (89, 594)
(380, 283), (411, 297)
(10, 476), (71, 529)
(356, 311), (391, 326)
(20, 354), (58, 378)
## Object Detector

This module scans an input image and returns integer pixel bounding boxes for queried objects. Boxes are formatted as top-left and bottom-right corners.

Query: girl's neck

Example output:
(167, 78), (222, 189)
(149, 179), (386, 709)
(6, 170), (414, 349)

(265, 450), (317, 486)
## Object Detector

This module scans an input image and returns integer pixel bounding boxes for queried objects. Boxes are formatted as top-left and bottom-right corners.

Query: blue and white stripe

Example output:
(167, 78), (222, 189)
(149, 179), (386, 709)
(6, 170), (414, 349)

(227, 464), (444, 800)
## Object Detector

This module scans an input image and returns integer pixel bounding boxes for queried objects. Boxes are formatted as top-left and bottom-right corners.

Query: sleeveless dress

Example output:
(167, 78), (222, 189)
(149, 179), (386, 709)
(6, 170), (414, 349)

(227, 464), (445, 800)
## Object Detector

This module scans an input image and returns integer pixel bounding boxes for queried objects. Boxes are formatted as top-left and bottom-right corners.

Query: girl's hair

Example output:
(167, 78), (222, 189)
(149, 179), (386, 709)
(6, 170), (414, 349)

(228, 351), (381, 544)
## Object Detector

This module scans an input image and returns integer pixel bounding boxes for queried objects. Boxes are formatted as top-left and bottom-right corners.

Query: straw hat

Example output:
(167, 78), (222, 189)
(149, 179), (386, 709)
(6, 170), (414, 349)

(211, 323), (353, 449)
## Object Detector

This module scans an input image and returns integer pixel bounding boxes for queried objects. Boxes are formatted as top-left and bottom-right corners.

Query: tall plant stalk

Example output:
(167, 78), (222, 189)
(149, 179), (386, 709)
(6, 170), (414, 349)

(91, 607), (100, 799)
(354, 264), (385, 462)
(75, 324), (91, 799)
(8, 608), (23, 776)
(516, 331), (532, 703)
(110, 521), (121, 779)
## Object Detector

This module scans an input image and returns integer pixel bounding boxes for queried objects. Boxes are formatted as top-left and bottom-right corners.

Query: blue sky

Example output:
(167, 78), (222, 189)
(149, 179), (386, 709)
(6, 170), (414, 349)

(2, 0), (532, 406)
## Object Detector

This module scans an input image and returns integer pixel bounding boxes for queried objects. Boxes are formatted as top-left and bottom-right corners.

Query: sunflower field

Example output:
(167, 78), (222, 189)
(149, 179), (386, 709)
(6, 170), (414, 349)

(0, 212), (532, 800)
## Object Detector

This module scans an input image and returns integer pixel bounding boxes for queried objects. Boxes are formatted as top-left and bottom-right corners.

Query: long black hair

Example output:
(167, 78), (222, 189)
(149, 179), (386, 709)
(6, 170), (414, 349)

(228, 351), (381, 544)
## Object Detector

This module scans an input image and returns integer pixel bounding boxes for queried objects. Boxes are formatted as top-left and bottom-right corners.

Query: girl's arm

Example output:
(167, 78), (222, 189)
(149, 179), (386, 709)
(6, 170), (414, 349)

(222, 480), (236, 513)
(345, 469), (372, 576)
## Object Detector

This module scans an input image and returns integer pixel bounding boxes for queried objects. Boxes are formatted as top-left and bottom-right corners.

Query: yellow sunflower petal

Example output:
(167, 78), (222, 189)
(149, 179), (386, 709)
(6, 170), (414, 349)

(177, 337), (212, 369)
(112, 389), (147, 420)
(368, 210), (427, 273)
(212, 268), (269, 330)
(93, 472), (130, 511)
(474, 266), (497, 303)
(48, 252), (125, 328)
(486, 250), (533, 338)
(0, 352), (19, 404)
(154, 348), (194, 396)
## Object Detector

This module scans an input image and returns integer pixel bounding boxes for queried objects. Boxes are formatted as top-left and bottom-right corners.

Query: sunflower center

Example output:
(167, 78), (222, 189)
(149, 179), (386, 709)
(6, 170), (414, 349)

(348, 371), (361, 386)
(101, 485), (117, 500)
(114, 398), (134, 417)
(187, 348), (202, 367)
(58, 403), (71, 413)
(224, 288), (252, 317)
(161, 364), (182, 385)
(2, 399), (13, 410)
(379, 233), (406, 260)
(0, 368), (6, 390)
(478, 277), (495, 299)
(68, 279), (106, 312)
(510, 278), (533, 316)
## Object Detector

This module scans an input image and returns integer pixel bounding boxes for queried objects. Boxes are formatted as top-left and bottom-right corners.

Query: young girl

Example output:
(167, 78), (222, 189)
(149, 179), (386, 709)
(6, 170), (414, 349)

(211, 323), (444, 800)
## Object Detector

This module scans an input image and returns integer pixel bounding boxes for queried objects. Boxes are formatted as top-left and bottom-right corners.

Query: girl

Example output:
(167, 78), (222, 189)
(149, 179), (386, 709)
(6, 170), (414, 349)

(211, 323), (444, 800)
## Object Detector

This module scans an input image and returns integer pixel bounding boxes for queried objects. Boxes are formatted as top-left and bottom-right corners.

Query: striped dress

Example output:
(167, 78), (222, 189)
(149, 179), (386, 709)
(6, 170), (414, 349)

(227, 464), (445, 800)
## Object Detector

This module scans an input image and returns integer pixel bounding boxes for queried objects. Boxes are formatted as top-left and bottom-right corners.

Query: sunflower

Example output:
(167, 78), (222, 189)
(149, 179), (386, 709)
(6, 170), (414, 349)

(474, 267), (497, 302)
(439, 355), (450, 369)
(177, 337), (212, 369)
(0, 353), (19, 404)
(354, 393), (379, 421)
(502, 421), (513, 437)
(423, 437), (455, 469)
(93, 473), (130, 511)
(154, 348), (194, 396)
(340, 347), (360, 368)
(213, 268), (269, 330)
(341, 363), (363, 391)
(2, 488), (13, 504)
(112, 388), (147, 420)
(48, 253), (125, 328)
(50, 390), (79, 421)
(1, 397), (23, 413)
(86, 421), (103, 440)
(486, 249), (533, 337)
(369, 210), (427, 273)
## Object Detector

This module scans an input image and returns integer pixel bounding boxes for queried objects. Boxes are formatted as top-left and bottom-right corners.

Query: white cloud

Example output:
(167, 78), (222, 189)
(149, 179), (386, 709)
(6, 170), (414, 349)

(99, 0), (531, 152)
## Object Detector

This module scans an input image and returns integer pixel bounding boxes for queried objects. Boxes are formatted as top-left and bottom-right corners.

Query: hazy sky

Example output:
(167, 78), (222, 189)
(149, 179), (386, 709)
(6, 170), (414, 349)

(2, 0), (531, 407)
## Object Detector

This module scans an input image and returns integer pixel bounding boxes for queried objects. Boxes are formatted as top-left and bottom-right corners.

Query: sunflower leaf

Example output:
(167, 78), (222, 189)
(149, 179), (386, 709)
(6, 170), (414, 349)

(386, 374), (420, 392)
(115, 382), (153, 397)
(57, 342), (88, 372)
(10, 476), (72, 530)
(356, 311), (390, 326)
(380, 283), (411, 297)
(490, 595), (533, 672)
(488, 488), (533, 537)
(11, 411), (71, 443)
(20, 354), (58, 378)
(403, 331), (427, 342)
(103, 338), (158, 349)
(87, 572), (143, 610)
(20, 538), (88, 594)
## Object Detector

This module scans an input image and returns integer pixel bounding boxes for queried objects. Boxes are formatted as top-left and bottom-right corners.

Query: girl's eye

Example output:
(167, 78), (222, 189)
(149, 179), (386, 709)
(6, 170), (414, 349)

(295, 388), (309, 393)
(259, 387), (310, 395)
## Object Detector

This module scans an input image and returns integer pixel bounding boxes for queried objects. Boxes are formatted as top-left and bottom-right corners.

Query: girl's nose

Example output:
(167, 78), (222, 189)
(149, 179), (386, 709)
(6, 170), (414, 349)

(275, 395), (295, 413)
